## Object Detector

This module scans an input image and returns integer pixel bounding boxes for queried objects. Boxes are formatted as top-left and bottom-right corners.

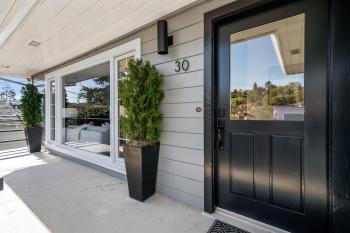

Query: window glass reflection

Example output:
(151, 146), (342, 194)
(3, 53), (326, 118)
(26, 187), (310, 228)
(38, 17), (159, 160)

(230, 14), (305, 121)
(49, 80), (55, 140)
(63, 62), (110, 156)
(116, 56), (134, 157)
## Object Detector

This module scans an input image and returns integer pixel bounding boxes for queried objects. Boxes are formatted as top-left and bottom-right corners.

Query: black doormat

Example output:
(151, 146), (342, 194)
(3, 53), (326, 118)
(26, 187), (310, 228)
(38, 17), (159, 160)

(207, 220), (250, 233)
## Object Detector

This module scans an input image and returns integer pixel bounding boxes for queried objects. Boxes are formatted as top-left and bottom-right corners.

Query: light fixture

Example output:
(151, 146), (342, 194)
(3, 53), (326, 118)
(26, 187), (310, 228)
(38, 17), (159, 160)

(28, 40), (41, 47)
(157, 20), (173, 55)
(291, 49), (300, 55)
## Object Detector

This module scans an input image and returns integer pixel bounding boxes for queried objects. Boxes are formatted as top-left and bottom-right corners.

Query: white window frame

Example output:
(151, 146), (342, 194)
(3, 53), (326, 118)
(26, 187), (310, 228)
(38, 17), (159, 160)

(45, 77), (56, 143)
(44, 38), (141, 174)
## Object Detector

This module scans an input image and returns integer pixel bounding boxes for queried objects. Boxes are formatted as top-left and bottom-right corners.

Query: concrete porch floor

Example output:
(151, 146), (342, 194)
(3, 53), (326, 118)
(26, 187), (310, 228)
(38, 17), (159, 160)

(0, 149), (214, 233)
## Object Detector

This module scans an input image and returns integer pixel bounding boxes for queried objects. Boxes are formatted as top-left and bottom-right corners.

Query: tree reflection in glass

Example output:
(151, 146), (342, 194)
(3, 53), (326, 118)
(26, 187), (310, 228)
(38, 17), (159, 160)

(230, 14), (305, 121)
(63, 61), (111, 156)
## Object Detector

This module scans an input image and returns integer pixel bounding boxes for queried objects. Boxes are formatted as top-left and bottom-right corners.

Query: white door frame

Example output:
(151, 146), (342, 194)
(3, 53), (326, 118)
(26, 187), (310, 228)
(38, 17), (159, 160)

(45, 77), (56, 144)
(112, 51), (136, 165)
(44, 38), (141, 174)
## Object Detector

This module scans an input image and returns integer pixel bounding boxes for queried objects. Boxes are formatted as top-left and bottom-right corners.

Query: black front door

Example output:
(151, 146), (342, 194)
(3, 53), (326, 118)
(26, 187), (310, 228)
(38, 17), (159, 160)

(214, 1), (328, 232)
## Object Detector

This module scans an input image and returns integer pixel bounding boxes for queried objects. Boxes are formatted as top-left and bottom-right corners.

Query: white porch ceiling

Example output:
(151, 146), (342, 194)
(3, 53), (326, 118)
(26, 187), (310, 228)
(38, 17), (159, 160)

(0, 0), (202, 78)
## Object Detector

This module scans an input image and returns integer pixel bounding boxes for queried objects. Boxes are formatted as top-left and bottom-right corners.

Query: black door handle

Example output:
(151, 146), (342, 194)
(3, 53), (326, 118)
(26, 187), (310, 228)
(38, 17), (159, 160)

(218, 129), (224, 150)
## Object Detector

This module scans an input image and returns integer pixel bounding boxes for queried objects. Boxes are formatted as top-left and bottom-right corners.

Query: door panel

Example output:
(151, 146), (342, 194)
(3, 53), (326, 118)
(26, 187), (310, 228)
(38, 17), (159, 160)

(214, 1), (328, 232)
(230, 133), (255, 197)
(271, 135), (303, 212)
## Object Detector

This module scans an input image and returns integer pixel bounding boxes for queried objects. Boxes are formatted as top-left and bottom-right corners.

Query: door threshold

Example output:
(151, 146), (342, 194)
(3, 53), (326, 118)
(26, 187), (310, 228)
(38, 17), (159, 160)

(202, 208), (290, 233)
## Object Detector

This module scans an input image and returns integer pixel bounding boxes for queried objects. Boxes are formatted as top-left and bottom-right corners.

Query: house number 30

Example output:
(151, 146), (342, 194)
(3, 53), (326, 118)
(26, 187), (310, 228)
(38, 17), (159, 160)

(174, 59), (190, 72)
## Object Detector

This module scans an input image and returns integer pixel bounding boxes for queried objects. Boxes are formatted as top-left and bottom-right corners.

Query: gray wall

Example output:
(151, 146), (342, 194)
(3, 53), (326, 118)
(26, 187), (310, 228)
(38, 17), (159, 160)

(34, 0), (235, 210)
(139, 0), (234, 209)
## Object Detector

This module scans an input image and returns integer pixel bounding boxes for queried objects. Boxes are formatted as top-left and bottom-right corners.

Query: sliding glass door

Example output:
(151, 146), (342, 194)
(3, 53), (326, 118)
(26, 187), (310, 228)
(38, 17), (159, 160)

(45, 78), (56, 142)
(114, 53), (134, 158)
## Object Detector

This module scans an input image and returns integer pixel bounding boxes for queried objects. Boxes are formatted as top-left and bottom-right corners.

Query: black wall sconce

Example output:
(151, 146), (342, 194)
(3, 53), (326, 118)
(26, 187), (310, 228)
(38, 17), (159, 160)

(157, 20), (173, 55)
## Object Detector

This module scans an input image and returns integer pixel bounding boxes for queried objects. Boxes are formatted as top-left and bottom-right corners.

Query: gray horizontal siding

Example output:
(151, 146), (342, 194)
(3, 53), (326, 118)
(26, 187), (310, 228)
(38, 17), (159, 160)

(157, 183), (204, 209)
(140, 18), (207, 207)
(142, 25), (205, 209)
(159, 145), (203, 166)
(162, 70), (203, 90)
(155, 54), (203, 76)
(138, 0), (237, 209)
(157, 171), (203, 198)
(160, 132), (203, 150)
(34, 0), (236, 210)
(160, 102), (203, 118)
(143, 38), (203, 65)
(158, 157), (204, 182)
(163, 86), (203, 104)
(161, 118), (203, 133)
(142, 21), (203, 56)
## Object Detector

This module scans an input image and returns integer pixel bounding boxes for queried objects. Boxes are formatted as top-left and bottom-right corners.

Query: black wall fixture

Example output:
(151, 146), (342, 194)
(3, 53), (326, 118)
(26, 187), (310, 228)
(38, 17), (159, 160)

(157, 20), (173, 55)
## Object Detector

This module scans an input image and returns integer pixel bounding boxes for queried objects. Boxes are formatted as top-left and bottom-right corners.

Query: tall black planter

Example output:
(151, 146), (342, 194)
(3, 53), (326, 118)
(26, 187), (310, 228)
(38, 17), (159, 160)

(25, 127), (42, 153)
(123, 142), (160, 202)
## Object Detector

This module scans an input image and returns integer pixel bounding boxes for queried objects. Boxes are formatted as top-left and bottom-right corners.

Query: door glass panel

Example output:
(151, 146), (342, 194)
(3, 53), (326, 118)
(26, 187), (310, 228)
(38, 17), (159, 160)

(62, 62), (110, 156)
(230, 14), (305, 121)
(116, 56), (134, 157)
(49, 80), (55, 140)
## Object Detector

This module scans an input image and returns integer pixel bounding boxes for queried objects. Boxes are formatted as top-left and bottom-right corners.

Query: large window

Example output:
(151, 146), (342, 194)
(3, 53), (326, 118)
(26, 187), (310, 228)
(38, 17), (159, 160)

(45, 38), (141, 172)
(230, 14), (305, 121)
(62, 62), (111, 156)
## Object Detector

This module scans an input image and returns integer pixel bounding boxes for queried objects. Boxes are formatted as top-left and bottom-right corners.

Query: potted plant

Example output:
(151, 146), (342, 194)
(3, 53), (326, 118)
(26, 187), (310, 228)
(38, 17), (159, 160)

(21, 83), (43, 153)
(119, 59), (164, 202)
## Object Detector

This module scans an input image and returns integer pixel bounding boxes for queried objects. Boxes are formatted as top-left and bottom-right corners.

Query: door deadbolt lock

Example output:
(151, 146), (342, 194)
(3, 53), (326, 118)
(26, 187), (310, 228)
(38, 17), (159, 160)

(217, 119), (225, 150)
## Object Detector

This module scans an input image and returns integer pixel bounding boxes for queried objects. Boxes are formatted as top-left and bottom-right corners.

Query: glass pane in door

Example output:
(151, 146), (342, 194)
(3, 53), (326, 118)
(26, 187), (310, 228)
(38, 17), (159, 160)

(49, 80), (55, 140)
(230, 14), (305, 121)
(116, 56), (134, 157)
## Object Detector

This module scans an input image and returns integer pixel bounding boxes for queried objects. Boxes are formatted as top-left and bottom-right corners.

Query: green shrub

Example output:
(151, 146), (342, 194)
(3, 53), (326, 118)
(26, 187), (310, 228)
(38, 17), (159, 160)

(119, 59), (164, 145)
(21, 83), (43, 128)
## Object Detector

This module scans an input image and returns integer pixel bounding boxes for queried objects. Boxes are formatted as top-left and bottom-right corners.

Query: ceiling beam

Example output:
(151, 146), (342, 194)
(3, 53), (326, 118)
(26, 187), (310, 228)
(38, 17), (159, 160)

(0, 0), (37, 48)
(0, 76), (28, 86)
